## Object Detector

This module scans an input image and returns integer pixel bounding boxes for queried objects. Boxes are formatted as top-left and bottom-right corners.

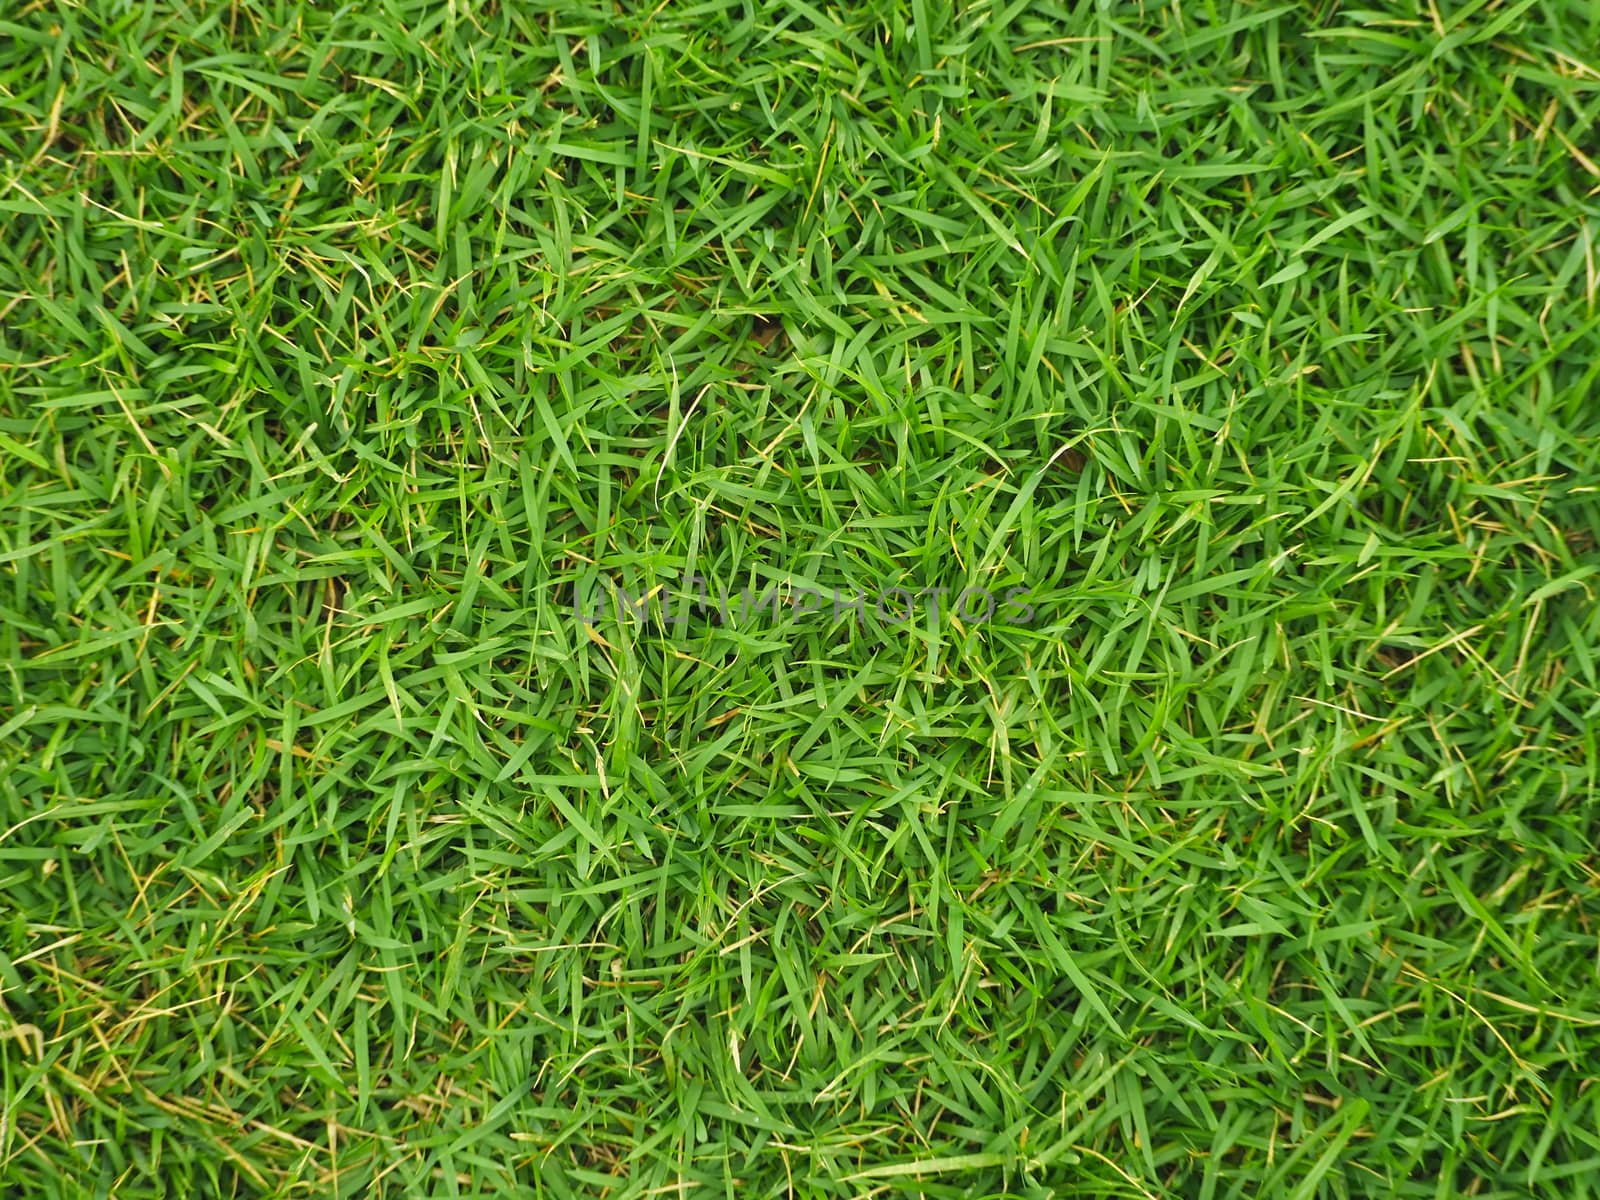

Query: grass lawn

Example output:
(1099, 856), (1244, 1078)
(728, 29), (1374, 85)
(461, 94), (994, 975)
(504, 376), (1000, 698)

(4, 1), (1600, 1195)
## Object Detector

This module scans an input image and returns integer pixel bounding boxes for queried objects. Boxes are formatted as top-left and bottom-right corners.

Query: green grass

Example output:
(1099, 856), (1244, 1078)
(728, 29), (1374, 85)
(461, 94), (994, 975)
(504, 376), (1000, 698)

(3, 0), (1600, 1195)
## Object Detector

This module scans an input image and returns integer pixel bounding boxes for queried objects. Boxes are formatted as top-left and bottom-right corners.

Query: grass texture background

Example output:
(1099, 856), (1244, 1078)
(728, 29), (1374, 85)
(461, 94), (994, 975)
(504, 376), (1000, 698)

(3, 1), (1600, 1195)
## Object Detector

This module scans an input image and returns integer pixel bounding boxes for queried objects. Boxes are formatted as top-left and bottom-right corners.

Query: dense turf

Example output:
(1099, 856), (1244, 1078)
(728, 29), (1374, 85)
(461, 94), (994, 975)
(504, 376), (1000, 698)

(3, 1), (1600, 1195)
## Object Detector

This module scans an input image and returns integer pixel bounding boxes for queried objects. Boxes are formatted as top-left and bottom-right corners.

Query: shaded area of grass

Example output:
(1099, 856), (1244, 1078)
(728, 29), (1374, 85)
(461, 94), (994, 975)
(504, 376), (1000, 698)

(3, 1), (1600, 1195)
